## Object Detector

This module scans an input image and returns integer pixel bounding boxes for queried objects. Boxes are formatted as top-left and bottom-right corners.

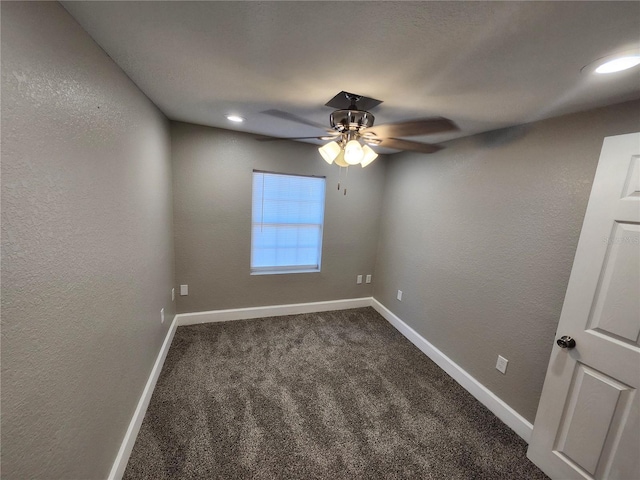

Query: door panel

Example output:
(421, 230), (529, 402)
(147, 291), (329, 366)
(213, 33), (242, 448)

(621, 155), (639, 199)
(588, 222), (640, 345)
(555, 364), (633, 476)
(528, 133), (640, 480)
(605, 403), (638, 480)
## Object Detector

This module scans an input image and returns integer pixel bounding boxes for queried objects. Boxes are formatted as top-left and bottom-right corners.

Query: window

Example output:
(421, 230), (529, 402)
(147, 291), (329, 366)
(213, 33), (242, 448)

(251, 170), (326, 274)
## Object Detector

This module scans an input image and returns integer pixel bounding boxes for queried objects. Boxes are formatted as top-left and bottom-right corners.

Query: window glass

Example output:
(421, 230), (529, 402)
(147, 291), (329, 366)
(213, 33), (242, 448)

(251, 171), (326, 274)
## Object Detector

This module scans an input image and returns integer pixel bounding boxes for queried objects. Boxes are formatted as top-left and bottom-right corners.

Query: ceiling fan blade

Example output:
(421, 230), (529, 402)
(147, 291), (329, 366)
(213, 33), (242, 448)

(365, 117), (458, 138)
(378, 138), (443, 154)
(261, 109), (329, 130)
(255, 136), (331, 142)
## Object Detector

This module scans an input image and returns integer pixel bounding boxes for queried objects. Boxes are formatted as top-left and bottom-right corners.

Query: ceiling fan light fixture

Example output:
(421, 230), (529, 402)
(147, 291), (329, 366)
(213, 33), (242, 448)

(267, 92), (454, 173)
(344, 139), (364, 165)
(334, 150), (349, 168)
(360, 145), (378, 168)
(318, 141), (341, 164)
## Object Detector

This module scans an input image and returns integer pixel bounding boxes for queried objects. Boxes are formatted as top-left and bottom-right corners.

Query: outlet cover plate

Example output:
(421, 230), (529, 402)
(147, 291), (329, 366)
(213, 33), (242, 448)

(496, 355), (508, 374)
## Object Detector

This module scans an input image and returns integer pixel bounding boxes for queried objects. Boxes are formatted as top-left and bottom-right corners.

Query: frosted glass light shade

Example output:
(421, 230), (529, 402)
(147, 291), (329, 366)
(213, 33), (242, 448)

(344, 140), (364, 165)
(360, 145), (378, 168)
(334, 150), (349, 167)
(318, 141), (341, 164)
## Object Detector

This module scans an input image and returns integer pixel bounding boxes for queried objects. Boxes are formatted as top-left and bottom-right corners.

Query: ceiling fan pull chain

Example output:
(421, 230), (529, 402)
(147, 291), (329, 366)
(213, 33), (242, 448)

(344, 166), (348, 195)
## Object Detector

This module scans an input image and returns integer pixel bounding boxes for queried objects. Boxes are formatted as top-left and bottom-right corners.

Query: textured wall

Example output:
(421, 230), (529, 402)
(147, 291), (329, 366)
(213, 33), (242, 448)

(1, 3), (175, 479)
(172, 121), (385, 313)
(373, 100), (640, 423)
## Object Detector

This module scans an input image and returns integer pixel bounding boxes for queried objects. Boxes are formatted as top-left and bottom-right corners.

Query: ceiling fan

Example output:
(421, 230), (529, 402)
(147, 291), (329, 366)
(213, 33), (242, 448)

(258, 91), (458, 168)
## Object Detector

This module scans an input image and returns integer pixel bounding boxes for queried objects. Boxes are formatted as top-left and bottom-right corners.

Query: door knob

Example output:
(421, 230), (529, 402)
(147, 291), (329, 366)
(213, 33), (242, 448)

(557, 336), (576, 349)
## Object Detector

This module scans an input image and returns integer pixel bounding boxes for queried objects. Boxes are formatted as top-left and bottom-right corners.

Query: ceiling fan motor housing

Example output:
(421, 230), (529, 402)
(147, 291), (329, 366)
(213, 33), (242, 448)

(330, 109), (375, 133)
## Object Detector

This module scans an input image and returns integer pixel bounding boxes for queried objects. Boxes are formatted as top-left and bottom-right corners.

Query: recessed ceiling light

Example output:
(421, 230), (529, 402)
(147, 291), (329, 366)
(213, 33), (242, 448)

(595, 56), (640, 74)
(226, 115), (245, 123)
(581, 49), (640, 76)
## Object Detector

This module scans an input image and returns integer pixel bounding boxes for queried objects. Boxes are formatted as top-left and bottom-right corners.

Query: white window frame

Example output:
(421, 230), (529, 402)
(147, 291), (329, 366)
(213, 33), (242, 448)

(250, 170), (326, 275)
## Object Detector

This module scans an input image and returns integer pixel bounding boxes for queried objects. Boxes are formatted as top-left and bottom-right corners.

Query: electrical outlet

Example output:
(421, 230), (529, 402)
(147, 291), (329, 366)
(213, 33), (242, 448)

(496, 355), (508, 374)
(397, 290), (403, 301)
(171, 288), (175, 302)
(357, 275), (363, 284)
(366, 274), (372, 284)
(160, 308), (165, 324)
(180, 285), (188, 296)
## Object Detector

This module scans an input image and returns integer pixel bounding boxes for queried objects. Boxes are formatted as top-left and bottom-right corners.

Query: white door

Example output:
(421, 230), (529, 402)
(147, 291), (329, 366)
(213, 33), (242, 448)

(528, 132), (640, 480)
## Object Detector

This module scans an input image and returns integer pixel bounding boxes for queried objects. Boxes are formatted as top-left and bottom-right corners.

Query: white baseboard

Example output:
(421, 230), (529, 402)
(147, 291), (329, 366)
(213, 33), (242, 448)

(108, 315), (178, 480)
(176, 297), (373, 326)
(371, 299), (534, 443)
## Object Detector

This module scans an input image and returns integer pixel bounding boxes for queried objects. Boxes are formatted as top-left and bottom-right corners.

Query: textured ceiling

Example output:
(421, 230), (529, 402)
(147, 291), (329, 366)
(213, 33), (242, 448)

(62, 1), (640, 150)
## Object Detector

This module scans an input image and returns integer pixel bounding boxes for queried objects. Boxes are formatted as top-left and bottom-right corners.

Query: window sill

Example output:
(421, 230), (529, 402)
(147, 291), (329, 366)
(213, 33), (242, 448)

(250, 268), (321, 276)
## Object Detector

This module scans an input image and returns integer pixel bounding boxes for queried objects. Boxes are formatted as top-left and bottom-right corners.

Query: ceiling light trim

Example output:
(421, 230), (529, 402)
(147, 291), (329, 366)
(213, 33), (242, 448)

(581, 48), (640, 76)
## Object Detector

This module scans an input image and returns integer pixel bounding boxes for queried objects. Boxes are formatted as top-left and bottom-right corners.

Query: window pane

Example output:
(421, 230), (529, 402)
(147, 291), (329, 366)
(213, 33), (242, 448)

(251, 172), (325, 272)
(252, 247), (277, 268)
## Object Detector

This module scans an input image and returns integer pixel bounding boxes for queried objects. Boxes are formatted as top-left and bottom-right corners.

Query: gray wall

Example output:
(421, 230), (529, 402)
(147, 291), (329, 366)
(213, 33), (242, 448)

(1, 4), (637, 477)
(172, 121), (386, 313)
(374, 100), (640, 423)
(1, 3), (175, 479)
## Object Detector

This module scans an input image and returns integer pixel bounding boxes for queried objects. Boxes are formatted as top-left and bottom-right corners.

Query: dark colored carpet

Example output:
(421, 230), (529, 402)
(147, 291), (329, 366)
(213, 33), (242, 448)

(124, 307), (548, 479)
